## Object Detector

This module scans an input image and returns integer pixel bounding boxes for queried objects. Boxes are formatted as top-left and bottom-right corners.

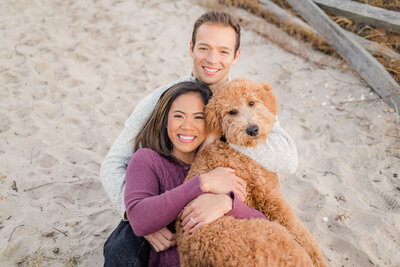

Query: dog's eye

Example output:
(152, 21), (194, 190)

(249, 101), (254, 107)
(229, 110), (237, 115)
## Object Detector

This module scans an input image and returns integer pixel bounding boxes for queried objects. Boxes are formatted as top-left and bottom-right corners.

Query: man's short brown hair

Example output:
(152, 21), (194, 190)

(191, 10), (241, 56)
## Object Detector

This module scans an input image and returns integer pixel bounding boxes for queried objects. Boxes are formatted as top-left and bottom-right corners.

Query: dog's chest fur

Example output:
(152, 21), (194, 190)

(186, 140), (280, 212)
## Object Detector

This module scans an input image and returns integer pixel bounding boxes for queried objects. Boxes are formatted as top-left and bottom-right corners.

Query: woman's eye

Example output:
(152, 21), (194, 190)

(229, 110), (237, 115)
(194, 116), (204, 120)
(249, 101), (254, 106)
(174, 115), (183, 118)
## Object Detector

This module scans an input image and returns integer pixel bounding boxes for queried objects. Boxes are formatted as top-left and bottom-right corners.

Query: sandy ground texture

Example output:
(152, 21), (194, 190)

(0, 0), (399, 266)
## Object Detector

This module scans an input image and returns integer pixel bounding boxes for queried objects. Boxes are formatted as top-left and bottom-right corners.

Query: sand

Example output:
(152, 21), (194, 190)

(0, 0), (399, 266)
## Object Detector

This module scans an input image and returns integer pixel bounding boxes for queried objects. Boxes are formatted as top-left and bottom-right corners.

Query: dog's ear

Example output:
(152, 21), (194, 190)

(204, 98), (222, 146)
(259, 82), (278, 115)
(260, 82), (273, 91)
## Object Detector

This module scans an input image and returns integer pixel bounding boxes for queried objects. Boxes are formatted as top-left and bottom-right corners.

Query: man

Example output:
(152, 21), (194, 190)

(101, 10), (298, 266)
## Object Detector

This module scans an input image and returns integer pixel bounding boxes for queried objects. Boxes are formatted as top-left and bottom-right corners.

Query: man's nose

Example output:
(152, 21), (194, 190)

(206, 50), (218, 64)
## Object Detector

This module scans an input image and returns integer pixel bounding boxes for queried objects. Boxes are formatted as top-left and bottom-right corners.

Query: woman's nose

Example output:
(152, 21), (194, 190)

(181, 119), (193, 129)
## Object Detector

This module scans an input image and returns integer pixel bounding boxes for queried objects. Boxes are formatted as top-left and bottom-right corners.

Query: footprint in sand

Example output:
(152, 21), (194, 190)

(33, 101), (63, 120)
(0, 113), (11, 133)
(329, 237), (378, 266)
(297, 124), (315, 140)
(36, 152), (59, 169)
(363, 187), (400, 213)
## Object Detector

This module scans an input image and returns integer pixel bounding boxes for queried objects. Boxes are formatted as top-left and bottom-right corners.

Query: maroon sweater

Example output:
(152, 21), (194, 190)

(124, 148), (267, 267)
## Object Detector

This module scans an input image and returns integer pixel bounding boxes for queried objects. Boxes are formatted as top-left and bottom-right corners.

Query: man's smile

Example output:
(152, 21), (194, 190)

(203, 66), (219, 74)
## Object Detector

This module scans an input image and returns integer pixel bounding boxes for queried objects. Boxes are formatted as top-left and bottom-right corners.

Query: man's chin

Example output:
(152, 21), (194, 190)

(199, 74), (223, 85)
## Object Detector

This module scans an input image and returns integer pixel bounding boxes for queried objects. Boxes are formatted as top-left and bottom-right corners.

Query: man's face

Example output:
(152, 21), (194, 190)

(190, 23), (240, 86)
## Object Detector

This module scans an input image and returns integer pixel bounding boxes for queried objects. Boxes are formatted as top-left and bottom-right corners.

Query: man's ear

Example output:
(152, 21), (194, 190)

(189, 41), (194, 58)
(232, 47), (240, 65)
(259, 82), (278, 116)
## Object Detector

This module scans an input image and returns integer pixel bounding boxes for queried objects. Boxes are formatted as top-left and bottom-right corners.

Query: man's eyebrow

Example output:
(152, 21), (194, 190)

(219, 46), (233, 51)
(197, 42), (210, 47)
(197, 42), (233, 51)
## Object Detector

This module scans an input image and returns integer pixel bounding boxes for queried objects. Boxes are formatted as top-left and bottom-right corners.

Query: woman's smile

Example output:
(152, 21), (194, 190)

(178, 134), (197, 143)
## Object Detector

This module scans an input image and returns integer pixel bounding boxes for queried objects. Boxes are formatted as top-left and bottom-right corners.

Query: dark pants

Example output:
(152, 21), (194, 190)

(104, 220), (150, 267)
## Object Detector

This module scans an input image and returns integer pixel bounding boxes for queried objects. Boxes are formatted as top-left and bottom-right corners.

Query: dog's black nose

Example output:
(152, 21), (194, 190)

(246, 125), (259, 137)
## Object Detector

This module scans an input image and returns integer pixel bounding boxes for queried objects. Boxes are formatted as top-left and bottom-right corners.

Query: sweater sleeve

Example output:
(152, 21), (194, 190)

(100, 75), (194, 218)
(124, 150), (204, 236)
(229, 117), (298, 175)
(225, 192), (267, 219)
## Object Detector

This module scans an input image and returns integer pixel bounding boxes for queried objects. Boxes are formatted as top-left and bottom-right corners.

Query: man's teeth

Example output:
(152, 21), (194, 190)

(204, 67), (218, 73)
(179, 135), (195, 140)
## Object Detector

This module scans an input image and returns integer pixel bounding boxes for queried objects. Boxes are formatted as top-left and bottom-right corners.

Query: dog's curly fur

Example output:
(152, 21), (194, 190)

(176, 78), (327, 266)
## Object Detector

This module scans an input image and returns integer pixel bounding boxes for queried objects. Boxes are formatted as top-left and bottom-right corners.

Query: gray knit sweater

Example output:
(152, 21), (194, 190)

(100, 75), (298, 218)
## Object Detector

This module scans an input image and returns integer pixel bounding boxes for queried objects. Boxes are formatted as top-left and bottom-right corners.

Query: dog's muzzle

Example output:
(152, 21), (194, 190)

(246, 125), (259, 137)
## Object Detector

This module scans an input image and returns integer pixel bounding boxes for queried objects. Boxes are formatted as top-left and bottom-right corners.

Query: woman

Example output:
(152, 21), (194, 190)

(124, 81), (266, 266)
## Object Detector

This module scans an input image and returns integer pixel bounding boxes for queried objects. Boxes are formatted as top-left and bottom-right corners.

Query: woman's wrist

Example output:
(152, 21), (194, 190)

(199, 173), (210, 192)
(221, 194), (233, 214)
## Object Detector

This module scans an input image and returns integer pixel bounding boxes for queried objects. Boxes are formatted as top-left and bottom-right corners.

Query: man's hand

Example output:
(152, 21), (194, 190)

(200, 167), (247, 201)
(144, 227), (176, 252)
(181, 193), (232, 233)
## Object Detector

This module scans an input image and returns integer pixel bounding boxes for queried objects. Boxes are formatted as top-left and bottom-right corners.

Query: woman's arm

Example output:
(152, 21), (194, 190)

(181, 192), (266, 233)
(124, 149), (204, 236)
(225, 191), (267, 219)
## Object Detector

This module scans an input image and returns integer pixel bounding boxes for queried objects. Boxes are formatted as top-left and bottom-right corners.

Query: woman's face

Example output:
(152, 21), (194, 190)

(167, 92), (206, 163)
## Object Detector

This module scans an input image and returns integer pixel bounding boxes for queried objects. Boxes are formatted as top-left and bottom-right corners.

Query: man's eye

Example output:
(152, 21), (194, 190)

(249, 101), (254, 106)
(229, 110), (237, 115)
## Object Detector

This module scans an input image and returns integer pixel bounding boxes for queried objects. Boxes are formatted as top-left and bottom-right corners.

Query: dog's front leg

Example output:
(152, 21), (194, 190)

(258, 193), (327, 267)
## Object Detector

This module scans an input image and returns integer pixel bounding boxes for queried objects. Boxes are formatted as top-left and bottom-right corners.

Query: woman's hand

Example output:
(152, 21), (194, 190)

(181, 193), (232, 233)
(199, 167), (247, 201)
(144, 227), (176, 252)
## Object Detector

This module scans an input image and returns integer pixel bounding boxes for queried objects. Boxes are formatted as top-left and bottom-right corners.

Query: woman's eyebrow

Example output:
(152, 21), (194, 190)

(172, 110), (205, 115)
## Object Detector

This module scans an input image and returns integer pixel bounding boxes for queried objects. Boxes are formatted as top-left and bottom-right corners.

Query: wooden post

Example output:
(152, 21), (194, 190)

(286, 0), (400, 113)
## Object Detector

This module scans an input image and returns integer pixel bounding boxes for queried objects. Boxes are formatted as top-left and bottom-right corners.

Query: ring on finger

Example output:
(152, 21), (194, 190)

(190, 217), (196, 224)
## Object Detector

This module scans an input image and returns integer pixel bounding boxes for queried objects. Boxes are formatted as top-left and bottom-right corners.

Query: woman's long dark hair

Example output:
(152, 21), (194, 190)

(134, 81), (212, 163)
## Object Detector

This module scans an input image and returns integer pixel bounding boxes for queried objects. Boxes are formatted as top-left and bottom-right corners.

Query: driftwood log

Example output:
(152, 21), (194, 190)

(312, 0), (400, 34)
(259, 0), (400, 61)
(285, 0), (400, 113)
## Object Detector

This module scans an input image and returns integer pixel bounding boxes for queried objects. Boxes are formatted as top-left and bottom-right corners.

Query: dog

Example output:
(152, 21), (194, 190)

(176, 78), (327, 266)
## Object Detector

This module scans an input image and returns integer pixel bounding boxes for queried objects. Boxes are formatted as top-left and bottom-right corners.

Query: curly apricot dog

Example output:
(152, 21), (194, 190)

(176, 78), (327, 266)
